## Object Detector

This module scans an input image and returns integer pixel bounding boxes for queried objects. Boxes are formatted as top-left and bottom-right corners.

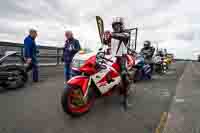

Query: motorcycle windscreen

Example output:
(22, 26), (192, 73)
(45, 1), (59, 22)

(71, 59), (85, 77)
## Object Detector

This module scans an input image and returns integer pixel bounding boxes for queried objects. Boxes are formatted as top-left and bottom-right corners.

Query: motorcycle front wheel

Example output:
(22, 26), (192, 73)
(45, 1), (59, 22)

(155, 64), (163, 73)
(61, 85), (96, 117)
(3, 65), (28, 89)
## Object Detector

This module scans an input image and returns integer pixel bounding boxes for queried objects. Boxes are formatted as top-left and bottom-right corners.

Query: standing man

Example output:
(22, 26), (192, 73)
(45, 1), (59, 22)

(24, 29), (39, 82)
(62, 31), (81, 81)
(110, 17), (130, 109)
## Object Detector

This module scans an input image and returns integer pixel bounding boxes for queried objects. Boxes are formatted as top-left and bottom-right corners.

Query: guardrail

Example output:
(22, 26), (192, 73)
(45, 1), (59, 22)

(0, 41), (63, 65)
(175, 59), (198, 62)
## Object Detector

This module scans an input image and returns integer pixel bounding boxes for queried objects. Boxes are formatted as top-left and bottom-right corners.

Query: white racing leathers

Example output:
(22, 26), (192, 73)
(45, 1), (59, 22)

(111, 32), (129, 58)
(111, 32), (130, 102)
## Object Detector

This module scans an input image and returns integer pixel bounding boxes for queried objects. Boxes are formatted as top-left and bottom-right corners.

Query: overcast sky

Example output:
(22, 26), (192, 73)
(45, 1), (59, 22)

(0, 0), (200, 59)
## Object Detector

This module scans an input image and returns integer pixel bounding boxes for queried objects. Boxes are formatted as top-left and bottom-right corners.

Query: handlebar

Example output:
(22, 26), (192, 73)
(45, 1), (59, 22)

(127, 47), (136, 54)
(102, 57), (114, 63)
(123, 28), (138, 33)
(96, 51), (113, 63)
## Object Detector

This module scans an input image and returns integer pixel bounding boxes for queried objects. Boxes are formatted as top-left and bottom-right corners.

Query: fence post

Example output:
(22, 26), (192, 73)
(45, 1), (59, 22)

(135, 28), (138, 50)
(56, 48), (60, 65)
(21, 47), (24, 57)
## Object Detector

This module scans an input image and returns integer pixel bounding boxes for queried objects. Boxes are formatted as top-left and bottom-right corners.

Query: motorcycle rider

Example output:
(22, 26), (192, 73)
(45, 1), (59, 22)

(110, 17), (131, 109)
(140, 40), (155, 73)
(156, 49), (164, 57)
(163, 48), (167, 57)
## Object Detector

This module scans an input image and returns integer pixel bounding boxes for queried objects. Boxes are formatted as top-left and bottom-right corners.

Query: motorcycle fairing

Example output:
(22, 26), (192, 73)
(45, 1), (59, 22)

(79, 56), (97, 75)
(67, 76), (90, 95)
(91, 65), (120, 94)
(0, 51), (25, 64)
(143, 64), (151, 74)
(126, 55), (135, 70)
(135, 56), (144, 68)
(153, 56), (162, 64)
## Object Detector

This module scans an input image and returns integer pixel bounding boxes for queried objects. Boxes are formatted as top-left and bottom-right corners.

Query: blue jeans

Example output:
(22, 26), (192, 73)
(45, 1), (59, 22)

(32, 64), (39, 82)
(26, 63), (39, 82)
(64, 63), (71, 81)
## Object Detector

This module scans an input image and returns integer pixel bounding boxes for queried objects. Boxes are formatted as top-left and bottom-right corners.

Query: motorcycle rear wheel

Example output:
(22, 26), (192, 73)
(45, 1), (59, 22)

(61, 85), (96, 117)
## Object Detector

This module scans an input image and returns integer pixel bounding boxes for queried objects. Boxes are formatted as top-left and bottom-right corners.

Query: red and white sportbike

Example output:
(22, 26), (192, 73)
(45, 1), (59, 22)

(61, 50), (135, 116)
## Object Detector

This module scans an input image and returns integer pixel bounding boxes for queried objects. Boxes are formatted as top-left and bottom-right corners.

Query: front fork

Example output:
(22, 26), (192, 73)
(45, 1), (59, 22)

(69, 78), (92, 105)
(82, 77), (92, 102)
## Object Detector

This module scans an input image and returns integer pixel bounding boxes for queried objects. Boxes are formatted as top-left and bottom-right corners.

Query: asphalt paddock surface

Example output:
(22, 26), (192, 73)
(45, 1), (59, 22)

(0, 62), (186, 133)
(164, 62), (200, 133)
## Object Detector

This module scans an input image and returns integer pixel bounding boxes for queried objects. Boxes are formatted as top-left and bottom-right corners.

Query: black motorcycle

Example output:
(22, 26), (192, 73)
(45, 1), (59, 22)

(0, 51), (28, 89)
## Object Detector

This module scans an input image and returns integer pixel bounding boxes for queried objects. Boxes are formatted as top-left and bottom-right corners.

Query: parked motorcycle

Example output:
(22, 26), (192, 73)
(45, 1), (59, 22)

(61, 50), (136, 116)
(164, 56), (172, 68)
(163, 58), (169, 72)
(153, 55), (167, 74)
(0, 51), (28, 89)
(133, 53), (152, 82)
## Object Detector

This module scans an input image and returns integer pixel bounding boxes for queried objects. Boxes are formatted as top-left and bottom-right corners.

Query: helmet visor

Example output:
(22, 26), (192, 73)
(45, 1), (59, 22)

(112, 23), (122, 32)
(144, 41), (150, 47)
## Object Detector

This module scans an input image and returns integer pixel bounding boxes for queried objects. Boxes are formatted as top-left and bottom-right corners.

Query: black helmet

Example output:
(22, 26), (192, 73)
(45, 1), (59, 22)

(158, 50), (163, 54)
(144, 40), (151, 48)
(112, 17), (124, 32)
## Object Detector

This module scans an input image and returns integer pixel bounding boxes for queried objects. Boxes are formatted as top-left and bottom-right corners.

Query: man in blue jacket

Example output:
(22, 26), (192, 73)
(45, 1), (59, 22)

(24, 29), (39, 82)
(62, 31), (81, 81)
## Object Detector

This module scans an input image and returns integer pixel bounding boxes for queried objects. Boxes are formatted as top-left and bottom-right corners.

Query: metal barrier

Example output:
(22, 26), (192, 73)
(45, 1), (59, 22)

(0, 41), (63, 65)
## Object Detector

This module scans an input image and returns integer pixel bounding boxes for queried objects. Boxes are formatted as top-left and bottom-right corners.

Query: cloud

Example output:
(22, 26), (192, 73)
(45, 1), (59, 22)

(0, 0), (200, 59)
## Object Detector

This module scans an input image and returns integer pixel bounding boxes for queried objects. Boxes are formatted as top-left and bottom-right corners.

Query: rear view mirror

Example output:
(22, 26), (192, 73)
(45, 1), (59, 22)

(4, 51), (17, 56)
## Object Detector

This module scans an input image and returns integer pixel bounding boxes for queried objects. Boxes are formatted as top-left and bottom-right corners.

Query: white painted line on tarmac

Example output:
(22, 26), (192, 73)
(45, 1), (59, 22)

(175, 98), (184, 103)
(162, 92), (170, 97)
(179, 71), (185, 81)
(179, 62), (189, 81)
(161, 63), (188, 132)
(154, 112), (168, 133)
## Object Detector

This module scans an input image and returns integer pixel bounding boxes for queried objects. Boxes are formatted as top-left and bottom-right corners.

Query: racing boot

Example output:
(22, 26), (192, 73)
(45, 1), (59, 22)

(120, 69), (132, 110)
(120, 92), (132, 111)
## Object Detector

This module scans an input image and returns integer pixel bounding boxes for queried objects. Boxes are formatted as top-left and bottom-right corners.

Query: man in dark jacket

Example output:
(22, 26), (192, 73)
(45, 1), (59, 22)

(24, 29), (39, 82)
(140, 40), (155, 73)
(62, 31), (81, 81)
(140, 40), (155, 59)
